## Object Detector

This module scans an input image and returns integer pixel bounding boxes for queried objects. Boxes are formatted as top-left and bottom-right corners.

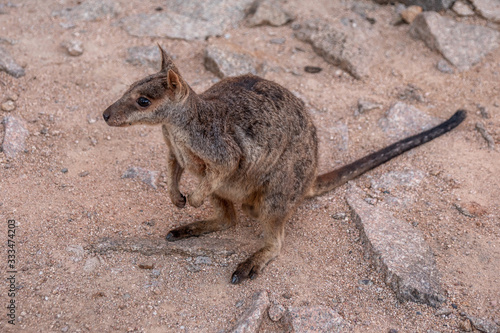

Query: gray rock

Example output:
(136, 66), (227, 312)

(436, 59), (454, 74)
(282, 306), (349, 333)
(378, 102), (440, 140)
(122, 166), (159, 189)
(66, 244), (85, 262)
(194, 256), (212, 265)
(61, 40), (83, 56)
(371, 170), (426, 191)
(90, 237), (237, 257)
(475, 122), (496, 150)
(247, 0), (294, 27)
(269, 37), (286, 45)
(435, 307), (452, 316)
(268, 302), (285, 322)
(0, 46), (25, 78)
(452, 1), (475, 16)
(347, 184), (444, 307)
(471, 0), (500, 23)
(465, 314), (499, 333)
(328, 121), (349, 151)
(396, 84), (425, 103)
(2, 116), (29, 159)
(120, 0), (253, 41)
(357, 98), (382, 115)
(126, 46), (161, 68)
(373, 0), (453, 11)
(410, 12), (500, 71)
(204, 41), (263, 78)
(52, 0), (119, 22)
(294, 19), (373, 79)
(228, 290), (269, 333)
(83, 257), (100, 273)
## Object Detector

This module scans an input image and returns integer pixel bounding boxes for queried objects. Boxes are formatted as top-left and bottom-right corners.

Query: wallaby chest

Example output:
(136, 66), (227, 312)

(162, 125), (206, 176)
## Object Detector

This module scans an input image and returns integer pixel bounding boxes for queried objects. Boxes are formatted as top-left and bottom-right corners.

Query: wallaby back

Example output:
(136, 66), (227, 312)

(308, 110), (466, 197)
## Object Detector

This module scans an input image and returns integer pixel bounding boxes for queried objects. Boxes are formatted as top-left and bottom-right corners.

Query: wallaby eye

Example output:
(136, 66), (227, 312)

(137, 97), (151, 107)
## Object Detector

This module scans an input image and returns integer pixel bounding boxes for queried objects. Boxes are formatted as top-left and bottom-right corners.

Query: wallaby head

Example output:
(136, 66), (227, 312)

(103, 46), (189, 127)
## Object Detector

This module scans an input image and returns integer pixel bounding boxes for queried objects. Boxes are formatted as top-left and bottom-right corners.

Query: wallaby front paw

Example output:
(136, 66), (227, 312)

(187, 192), (204, 208)
(170, 192), (186, 208)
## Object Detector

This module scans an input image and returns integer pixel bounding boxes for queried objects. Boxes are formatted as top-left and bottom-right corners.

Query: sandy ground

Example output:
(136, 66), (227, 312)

(0, 0), (499, 332)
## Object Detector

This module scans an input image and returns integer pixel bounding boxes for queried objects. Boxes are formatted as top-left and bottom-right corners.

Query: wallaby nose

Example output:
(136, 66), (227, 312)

(103, 111), (110, 122)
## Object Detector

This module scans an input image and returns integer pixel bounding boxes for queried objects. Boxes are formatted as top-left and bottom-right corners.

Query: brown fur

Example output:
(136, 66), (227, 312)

(103, 46), (466, 284)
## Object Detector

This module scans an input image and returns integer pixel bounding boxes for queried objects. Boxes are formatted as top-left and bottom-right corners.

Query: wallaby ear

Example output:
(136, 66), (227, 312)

(158, 44), (175, 72)
(167, 69), (182, 93)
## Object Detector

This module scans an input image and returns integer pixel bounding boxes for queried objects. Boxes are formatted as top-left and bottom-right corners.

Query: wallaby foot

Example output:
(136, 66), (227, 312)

(166, 195), (236, 241)
(231, 214), (286, 284)
(231, 244), (280, 284)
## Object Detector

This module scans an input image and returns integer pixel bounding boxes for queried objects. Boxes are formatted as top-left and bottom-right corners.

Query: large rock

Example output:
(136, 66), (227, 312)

(465, 314), (500, 333)
(410, 12), (500, 71)
(52, 0), (119, 22)
(204, 41), (263, 78)
(247, 0), (294, 27)
(90, 237), (238, 257)
(228, 291), (269, 333)
(471, 0), (500, 23)
(378, 102), (440, 140)
(371, 170), (426, 192)
(0, 46), (25, 78)
(2, 116), (29, 159)
(282, 306), (349, 333)
(347, 184), (444, 307)
(120, 0), (253, 41)
(294, 19), (373, 79)
(126, 46), (162, 68)
(328, 121), (349, 151)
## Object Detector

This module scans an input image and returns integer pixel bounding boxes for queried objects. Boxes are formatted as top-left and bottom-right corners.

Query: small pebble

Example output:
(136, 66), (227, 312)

(61, 168), (68, 173)
(332, 212), (346, 220)
(436, 59), (454, 74)
(435, 307), (452, 316)
(304, 66), (322, 74)
(138, 262), (154, 269)
(401, 5), (422, 24)
(268, 302), (285, 322)
(79, 171), (89, 177)
(359, 279), (373, 285)
(62, 40), (84, 56)
(357, 99), (382, 114)
(269, 37), (285, 45)
(459, 319), (472, 331)
(477, 104), (490, 119)
(1, 100), (15, 111)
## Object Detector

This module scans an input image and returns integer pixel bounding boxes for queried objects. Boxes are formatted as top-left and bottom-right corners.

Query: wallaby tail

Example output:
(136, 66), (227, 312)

(307, 110), (467, 198)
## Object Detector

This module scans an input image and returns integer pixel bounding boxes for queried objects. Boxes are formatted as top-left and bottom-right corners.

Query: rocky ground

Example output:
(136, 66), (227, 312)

(1, 0), (499, 332)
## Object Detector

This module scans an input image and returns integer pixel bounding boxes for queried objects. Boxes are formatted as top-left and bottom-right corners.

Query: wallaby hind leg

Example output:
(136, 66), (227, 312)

(166, 194), (237, 241)
(231, 214), (288, 284)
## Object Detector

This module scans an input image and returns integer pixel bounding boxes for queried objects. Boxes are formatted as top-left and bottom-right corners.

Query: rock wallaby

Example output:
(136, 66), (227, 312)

(103, 46), (466, 284)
